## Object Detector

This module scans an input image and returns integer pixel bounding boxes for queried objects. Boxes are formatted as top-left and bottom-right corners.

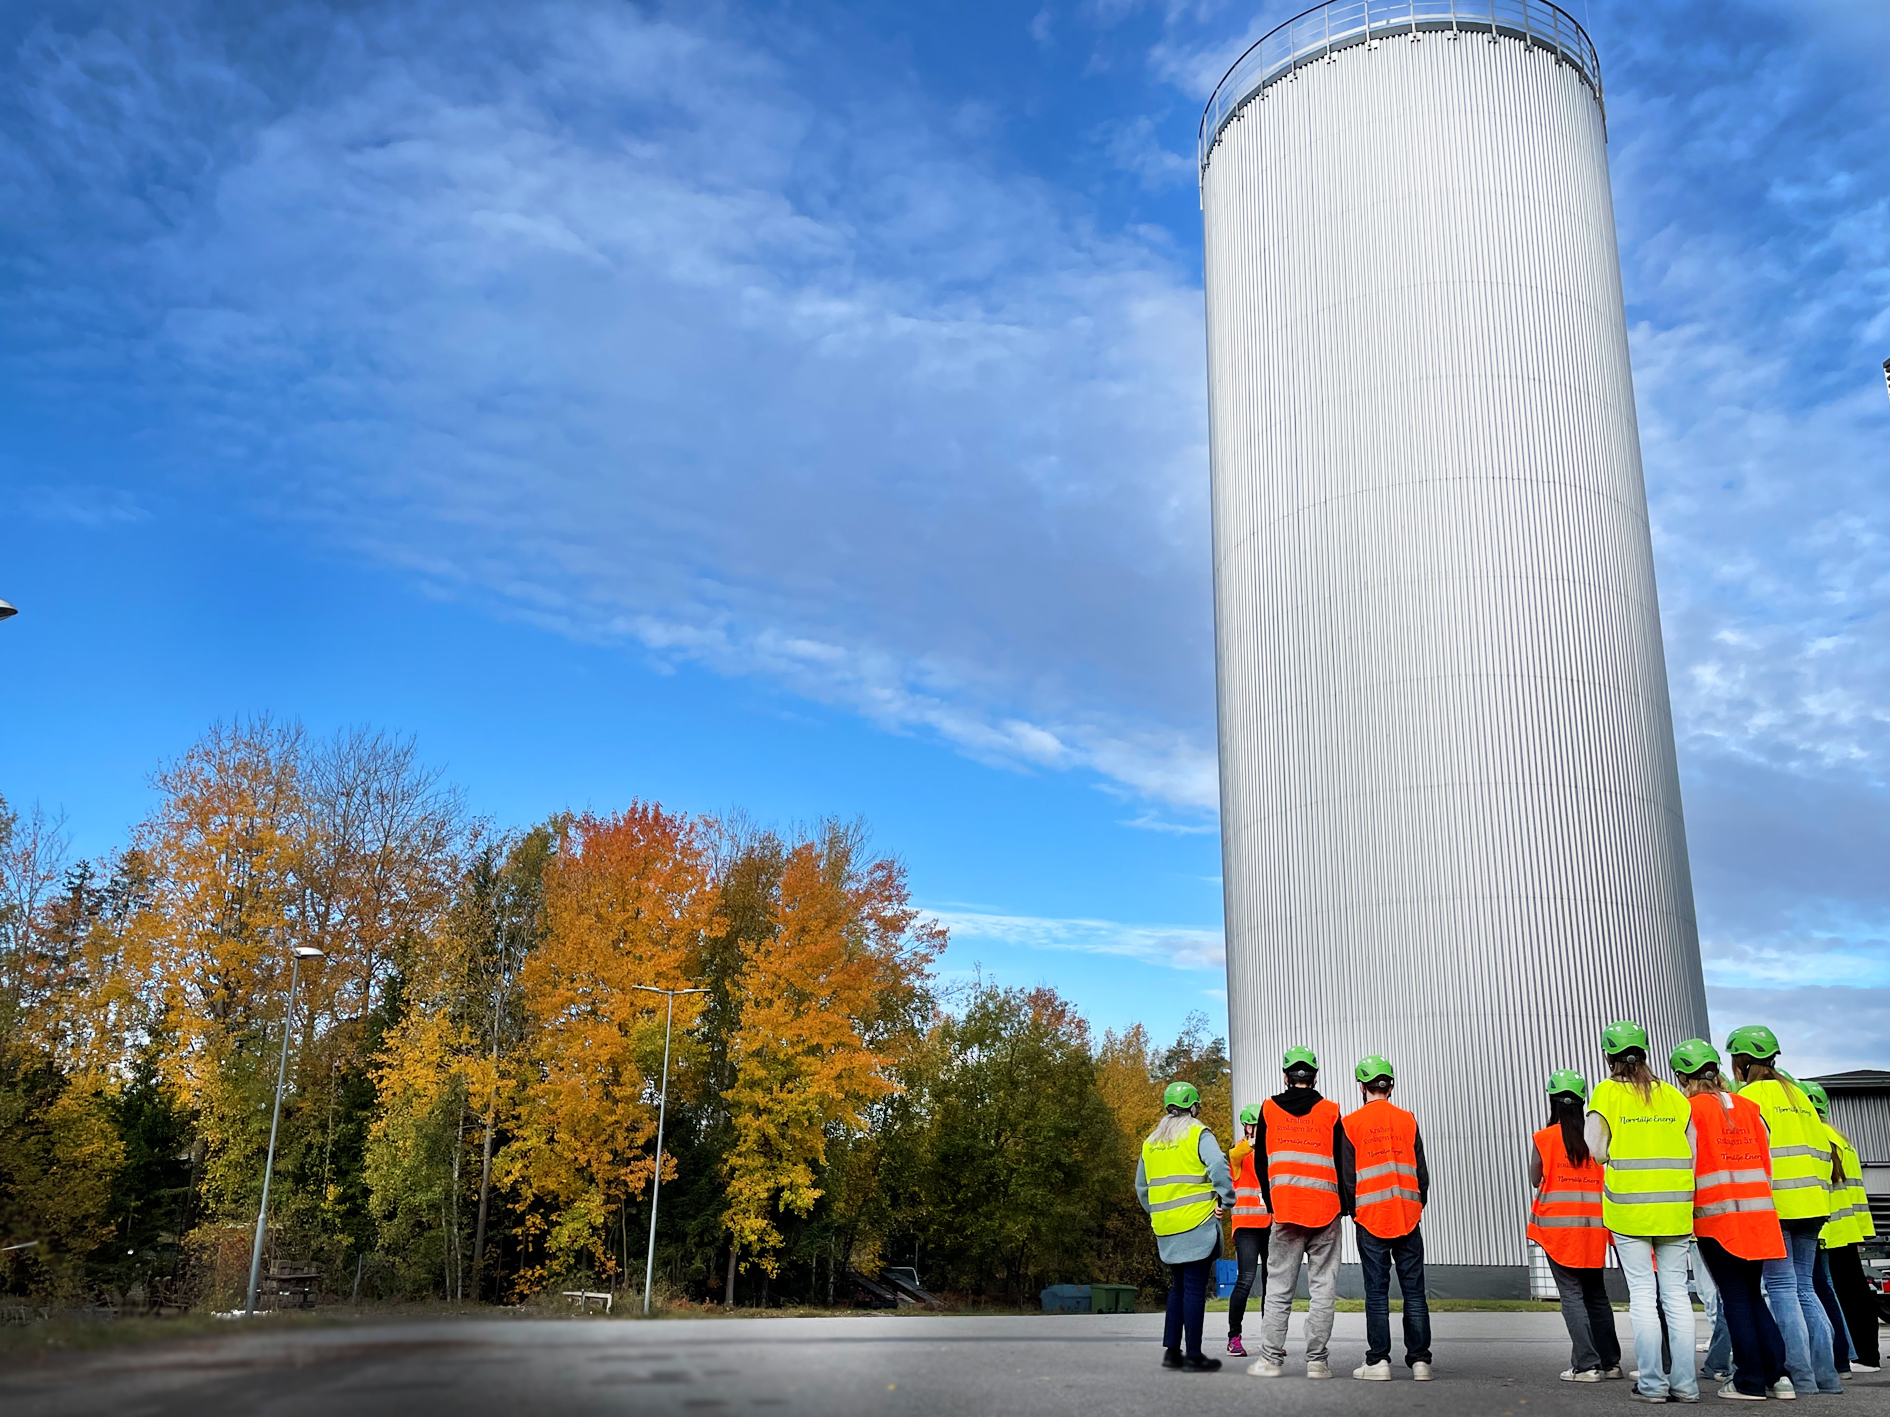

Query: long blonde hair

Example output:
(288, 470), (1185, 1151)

(1609, 1051), (1658, 1103)
(1681, 1067), (1727, 1098)
(1148, 1106), (1201, 1146)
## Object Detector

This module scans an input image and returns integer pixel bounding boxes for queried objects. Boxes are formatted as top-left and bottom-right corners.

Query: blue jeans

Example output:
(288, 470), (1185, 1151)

(1613, 1234), (1698, 1399)
(1691, 1240), (1732, 1377)
(1763, 1221), (1842, 1393)
(1699, 1236), (1787, 1397)
(1812, 1248), (1853, 1372)
(1356, 1224), (1432, 1366)
(1163, 1256), (1213, 1358)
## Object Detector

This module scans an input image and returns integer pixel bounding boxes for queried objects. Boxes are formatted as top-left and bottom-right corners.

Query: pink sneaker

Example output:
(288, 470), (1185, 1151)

(1227, 1336), (1248, 1357)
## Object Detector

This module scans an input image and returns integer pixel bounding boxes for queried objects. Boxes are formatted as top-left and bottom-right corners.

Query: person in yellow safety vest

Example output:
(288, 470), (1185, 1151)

(1136, 1080), (1235, 1372)
(1342, 1056), (1432, 1383)
(1585, 1019), (1698, 1403)
(1223, 1103), (1269, 1358)
(1804, 1081), (1880, 1374)
(1245, 1046), (1354, 1382)
(1727, 1024), (1843, 1396)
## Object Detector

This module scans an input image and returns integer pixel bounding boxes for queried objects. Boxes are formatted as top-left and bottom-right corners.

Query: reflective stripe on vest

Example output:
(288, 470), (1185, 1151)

(1142, 1121), (1217, 1237)
(1737, 1079), (1832, 1222)
(1591, 1078), (1694, 1237)
(1342, 1098), (1422, 1239)
(1688, 1091), (1785, 1261)
(1262, 1096), (1342, 1228)
(1229, 1144), (1271, 1231)
(1822, 1130), (1873, 1247)
(1529, 1126), (1608, 1268)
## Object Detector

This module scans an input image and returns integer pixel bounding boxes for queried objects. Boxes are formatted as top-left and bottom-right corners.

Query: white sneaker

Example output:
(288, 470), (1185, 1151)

(1698, 1340), (1711, 1352)
(1602, 1367), (1625, 1379)
(1716, 1381), (1764, 1402)
(1411, 1361), (1433, 1382)
(1247, 1357), (1284, 1378)
(1772, 1378), (1797, 1401)
(1353, 1361), (1391, 1381)
(1305, 1359), (1332, 1379)
(1852, 1364), (1880, 1373)
(1561, 1368), (1603, 1383)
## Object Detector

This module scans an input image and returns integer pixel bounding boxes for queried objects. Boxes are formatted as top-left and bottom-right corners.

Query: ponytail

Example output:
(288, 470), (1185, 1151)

(1549, 1092), (1590, 1168)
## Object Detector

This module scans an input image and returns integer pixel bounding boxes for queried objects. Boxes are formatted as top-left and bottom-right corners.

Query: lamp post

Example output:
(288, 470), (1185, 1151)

(245, 945), (325, 1316)
(630, 984), (706, 1316)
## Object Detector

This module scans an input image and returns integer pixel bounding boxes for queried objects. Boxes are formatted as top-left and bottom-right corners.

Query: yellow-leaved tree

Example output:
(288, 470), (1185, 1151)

(500, 806), (719, 1292)
(722, 823), (942, 1278)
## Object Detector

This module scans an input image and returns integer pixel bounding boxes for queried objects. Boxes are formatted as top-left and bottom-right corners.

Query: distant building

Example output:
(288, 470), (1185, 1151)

(1199, 1), (1707, 1293)
(1810, 1069), (1890, 1237)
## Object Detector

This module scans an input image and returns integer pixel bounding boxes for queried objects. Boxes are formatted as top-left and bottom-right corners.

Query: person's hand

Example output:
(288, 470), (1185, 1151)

(1213, 1205), (1225, 1219)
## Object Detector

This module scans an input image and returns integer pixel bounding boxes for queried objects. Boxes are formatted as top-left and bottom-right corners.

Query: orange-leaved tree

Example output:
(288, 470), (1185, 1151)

(722, 822), (942, 1277)
(500, 805), (719, 1292)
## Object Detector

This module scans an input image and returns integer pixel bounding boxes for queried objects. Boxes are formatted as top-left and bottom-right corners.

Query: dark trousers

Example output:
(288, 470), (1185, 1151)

(1699, 1235), (1788, 1397)
(1547, 1256), (1622, 1373)
(1163, 1256), (1213, 1358)
(1357, 1224), (1432, 1366)
(1829, 1244), (1882, 1367)
(1227, 1226), (1268, 1336)
(1812, 1249), (1853, 1371)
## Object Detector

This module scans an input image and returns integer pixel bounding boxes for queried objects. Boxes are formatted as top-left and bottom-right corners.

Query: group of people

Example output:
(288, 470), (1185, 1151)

(1134, 1023), (1880, 1403)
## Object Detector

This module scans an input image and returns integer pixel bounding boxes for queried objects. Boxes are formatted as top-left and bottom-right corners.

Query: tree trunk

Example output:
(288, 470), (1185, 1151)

(471, 1094), (496, 1299)
(470, 956), (504, 1301)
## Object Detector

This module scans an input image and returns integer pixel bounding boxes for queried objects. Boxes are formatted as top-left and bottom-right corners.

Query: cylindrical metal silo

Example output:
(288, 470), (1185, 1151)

(1201, 1), (1709, 1286)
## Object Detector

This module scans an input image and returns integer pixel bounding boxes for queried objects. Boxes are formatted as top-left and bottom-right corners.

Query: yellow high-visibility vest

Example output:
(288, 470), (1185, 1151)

(1821, 1126), (1873, 1247)
(1739, 1079), (1832, 1223)
(1591, 1078), (1694, 1237)
(1142, 1122), (1217, 1237)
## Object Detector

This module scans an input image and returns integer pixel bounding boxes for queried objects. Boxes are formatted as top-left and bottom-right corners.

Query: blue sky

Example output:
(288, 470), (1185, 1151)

(1, 0), (1887, 1070)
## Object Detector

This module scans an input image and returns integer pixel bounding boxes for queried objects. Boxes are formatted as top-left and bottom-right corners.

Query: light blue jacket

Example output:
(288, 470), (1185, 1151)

(1135, 1126), (1235, 1263)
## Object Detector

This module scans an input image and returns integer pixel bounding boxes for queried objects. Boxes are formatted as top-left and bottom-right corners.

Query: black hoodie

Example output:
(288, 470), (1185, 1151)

(1251, 1087), (1356, 1216)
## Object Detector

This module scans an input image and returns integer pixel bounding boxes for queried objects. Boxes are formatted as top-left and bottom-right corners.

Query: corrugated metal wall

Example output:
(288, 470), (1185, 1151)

(1201, 25), (1708, 1266)
(1826, 1091), (1890, 1167)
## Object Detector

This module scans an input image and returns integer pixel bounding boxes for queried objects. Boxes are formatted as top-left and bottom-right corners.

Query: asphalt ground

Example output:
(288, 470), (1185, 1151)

(2, 1310), (1886, 1417)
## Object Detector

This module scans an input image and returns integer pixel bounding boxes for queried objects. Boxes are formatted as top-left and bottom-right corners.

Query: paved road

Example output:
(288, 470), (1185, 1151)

(3, 1310), (1885, 1416)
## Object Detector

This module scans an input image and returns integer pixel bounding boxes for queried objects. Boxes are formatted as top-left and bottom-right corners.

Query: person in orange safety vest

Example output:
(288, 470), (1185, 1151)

(1245, 1046), (1353, 1381)
(1223, 1103), (1271, 1357)
(1343, 1056), (1432, 1382)
(1529, 1069), (1621, 1383)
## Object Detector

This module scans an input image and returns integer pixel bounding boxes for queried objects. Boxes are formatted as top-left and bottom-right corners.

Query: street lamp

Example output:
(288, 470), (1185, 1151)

(245, 945), (325, 1316)
(630, 984), (707, 1316)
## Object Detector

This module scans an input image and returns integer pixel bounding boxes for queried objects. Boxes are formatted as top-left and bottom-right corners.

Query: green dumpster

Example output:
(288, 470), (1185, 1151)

(1089, 1283), (1137, 1314)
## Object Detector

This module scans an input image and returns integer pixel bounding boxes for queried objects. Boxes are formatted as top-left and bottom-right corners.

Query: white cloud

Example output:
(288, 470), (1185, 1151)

(932, 908), (1226, 971)
(0, 2), (1218, 807)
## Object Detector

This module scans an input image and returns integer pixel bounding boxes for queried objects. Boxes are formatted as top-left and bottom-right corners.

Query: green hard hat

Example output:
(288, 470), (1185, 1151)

(1669, 1038), (1720, 1076)
(1601, 1020), (1649, 1056)
(1163, 1081), (1199, 1109)
(1546, 1069), (1589, 1100)
(1726, 1024), (1781, 1061)
(1802, 1081), (1830, 1116)
(1282, 1045), (1318, 1072)
(1354, 1055), (1395, 1084)
(1238, 1103), (1262, 1126)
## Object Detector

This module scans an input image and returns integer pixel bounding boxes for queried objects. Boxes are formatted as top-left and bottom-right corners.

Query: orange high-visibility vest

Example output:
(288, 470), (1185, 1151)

(1229, 1143), (1272, 1230)
(1528, 1126), (1608, 1268)
(1689, 1091), (1786, 1261)
(1262, 1097), (1342, 1228)
(1343, 1098), (1422, 1239)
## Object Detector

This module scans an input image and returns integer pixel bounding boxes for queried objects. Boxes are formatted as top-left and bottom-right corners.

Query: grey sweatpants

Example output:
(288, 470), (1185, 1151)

(1258, 1219), (1343, 1364)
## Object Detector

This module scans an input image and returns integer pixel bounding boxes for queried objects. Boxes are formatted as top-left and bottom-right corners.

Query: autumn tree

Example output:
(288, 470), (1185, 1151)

(499, 806), (719, 1292)
(721, 822), (941, 1279)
